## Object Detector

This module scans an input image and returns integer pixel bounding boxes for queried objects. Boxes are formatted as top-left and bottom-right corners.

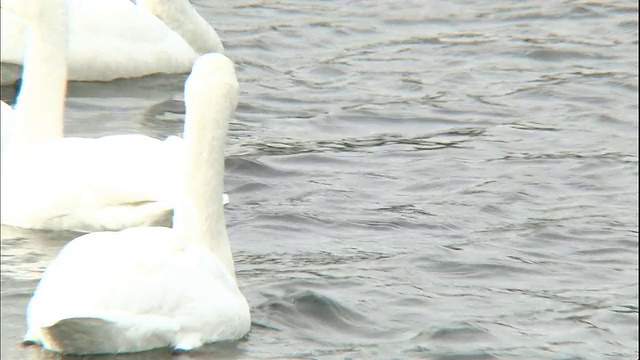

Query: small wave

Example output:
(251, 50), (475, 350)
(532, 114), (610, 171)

(253, 289), (393, 344)
(226, 157), (302, 178)
(411, 323), (495, 344)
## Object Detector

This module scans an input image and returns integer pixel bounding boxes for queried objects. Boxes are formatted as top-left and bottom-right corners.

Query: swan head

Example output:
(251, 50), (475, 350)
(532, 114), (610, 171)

(185, 53), (238, 111)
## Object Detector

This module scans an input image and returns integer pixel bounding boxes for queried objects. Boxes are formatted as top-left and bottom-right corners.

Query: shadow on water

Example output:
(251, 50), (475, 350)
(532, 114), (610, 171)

(19, 340), (247, 360)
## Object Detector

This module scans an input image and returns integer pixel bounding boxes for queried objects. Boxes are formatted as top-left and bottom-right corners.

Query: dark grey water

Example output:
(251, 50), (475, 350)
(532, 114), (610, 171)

(1, 0), (638, 359)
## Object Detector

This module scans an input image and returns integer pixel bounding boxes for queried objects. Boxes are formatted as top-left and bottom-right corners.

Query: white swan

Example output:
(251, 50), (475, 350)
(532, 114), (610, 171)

(25, 53), (251, 355)
(0, 0), (223, 84)
(1, 0), (226, 232)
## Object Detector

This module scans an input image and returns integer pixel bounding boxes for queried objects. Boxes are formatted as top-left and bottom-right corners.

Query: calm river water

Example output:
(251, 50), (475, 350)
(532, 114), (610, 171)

(1, 1), (638, 359)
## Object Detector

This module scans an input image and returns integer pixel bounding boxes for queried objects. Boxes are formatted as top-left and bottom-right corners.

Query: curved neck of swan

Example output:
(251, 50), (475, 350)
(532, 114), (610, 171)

(9, 0), (67, 155)
(173, 69), (238, 279)
(136, 0), (224, 54)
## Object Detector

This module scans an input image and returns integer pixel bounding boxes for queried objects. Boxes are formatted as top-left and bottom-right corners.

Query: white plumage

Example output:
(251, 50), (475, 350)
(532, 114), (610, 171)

(25, 52), (250, 355)
(1, 0), (223, 84)
(1, 0), (227, 232)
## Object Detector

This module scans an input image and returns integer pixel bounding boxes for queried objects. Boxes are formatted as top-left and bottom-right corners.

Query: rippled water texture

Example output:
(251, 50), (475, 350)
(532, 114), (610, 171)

(1, 1), (638, 359)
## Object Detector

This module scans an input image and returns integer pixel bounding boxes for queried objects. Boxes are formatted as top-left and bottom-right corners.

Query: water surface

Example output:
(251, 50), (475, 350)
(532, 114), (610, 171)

(1, 0), (638, 359)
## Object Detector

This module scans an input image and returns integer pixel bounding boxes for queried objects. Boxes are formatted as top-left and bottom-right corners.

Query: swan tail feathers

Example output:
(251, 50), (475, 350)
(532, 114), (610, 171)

(30, 316), (177, 355)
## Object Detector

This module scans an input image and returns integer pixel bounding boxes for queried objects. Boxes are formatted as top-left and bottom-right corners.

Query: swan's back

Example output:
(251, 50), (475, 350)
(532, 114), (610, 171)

(1, 101), (16, 154)
(1, 135), (182, 232)
(26, 227), (249, 354)
(67, 0), (197, 81)
(1, 0), (198, 82)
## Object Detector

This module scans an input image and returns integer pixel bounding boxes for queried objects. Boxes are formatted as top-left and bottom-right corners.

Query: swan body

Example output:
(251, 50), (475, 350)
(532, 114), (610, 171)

(1, 100), (16, 153)
(0, 0), (226, 232)
(2, 135), (182, 232)
(25, 53), (250, 355)
(0, 0), (223, 84)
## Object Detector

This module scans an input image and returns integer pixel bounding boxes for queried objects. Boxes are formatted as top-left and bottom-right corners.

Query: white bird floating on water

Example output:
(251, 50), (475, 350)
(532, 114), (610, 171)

(25, 51), (250, 355)
(1, 0), (228, 232)
(0, 0), (223, 85)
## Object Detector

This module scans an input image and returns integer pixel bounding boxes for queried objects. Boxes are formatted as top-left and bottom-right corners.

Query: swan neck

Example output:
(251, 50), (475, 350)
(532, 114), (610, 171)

(137, 0), (224, 54)
(10, 0), (68, 153)
(173, 83), (236, 278)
